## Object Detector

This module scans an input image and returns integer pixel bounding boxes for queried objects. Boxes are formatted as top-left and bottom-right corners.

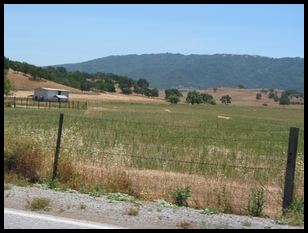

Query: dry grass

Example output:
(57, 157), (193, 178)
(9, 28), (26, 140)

(69, 161), (285, 218)
(7, 69), (82, 93)
(181, 88), (304, 109)
(4, 138), (48, 183)
(176, 220), (193, 229)
(124, 206), (140, 216)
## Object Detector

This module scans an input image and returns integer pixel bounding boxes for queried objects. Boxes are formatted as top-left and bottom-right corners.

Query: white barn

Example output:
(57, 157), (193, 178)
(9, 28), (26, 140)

(33, 87), (69, 102)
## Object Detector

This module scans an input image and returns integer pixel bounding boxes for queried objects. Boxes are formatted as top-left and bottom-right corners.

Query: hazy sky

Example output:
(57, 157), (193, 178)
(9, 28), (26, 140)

(4, 4), (304, 66)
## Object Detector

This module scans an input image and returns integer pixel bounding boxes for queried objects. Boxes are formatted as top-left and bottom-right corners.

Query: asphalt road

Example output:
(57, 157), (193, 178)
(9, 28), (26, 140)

(4, 208), (124, 229)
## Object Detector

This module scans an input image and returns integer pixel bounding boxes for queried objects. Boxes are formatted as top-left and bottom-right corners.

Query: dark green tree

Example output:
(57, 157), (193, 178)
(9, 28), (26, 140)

(136, 78), (149, 89)
(167, 94), (180, 104)
(220, 95), (232, 104)
(186, 91), (203, 105)
(200, 93), (214, 103)
(165, 89), (182, 99)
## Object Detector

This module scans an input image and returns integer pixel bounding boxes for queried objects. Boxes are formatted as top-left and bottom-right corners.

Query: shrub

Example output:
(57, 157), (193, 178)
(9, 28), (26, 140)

(4, 139), (44, 183)
(28, 198), (51, 211)
(167, 94), (180, 104)
(171, 186), (191, 206)
(247, 187), (265, 217)
(209, 99), (216, 105)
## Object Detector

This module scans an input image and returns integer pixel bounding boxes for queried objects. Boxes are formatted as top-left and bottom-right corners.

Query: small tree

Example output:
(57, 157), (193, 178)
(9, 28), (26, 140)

(4, 69), (13, 96)
(213, 87), (218, 93)
(220, 95), (232, 104)
(186, 91), (203, 105)
(256, 93), (262, 100)
(136, 78), (149, 89)
(165, 89), (182, 99)
(200, 93), (214, 104)
(167, 94), (180, 104)
(119, 83), (133, 95)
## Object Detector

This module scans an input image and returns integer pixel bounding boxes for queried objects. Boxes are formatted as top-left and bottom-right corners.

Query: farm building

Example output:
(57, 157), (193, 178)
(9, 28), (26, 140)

(33, 87), (69, 102)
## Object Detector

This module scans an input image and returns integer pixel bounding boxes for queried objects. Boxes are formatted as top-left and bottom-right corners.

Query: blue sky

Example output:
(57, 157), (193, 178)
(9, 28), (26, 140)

(4, 4), (304, 66)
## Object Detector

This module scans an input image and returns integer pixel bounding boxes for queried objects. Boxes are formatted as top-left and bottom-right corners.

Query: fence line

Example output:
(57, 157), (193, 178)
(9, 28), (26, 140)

(4, 97), (87, 110)
(58, 146), (286, 172)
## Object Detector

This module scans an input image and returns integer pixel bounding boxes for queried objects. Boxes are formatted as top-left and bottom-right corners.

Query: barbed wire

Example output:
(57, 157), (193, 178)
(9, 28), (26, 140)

(58, 146), (287, 172)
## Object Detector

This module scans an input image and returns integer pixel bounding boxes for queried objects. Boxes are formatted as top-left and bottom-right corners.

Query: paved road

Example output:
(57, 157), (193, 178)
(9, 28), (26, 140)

(4, 208), (124, 229)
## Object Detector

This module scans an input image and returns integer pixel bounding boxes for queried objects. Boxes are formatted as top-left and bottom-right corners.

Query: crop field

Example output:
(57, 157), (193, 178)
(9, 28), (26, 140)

(4, 101), (304, 218)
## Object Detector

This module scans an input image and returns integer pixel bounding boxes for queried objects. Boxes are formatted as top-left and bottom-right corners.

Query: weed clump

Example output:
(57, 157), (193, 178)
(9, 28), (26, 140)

(247, 186), (265, 217)
(28, 198), (51, 211)
(171, 186), (191, 207)
(276, 198), (304, 226)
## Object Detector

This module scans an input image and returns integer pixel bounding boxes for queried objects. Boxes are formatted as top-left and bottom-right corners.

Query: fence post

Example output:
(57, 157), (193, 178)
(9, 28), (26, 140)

(52, 113), (64, 181)
(13, 97), (16, 108)
(282, 127), (299, 211)
(26, 98), (28, 108)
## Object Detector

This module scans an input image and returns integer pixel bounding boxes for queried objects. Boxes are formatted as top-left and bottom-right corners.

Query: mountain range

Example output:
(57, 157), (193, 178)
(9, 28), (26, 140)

(52, 53), (304, 92)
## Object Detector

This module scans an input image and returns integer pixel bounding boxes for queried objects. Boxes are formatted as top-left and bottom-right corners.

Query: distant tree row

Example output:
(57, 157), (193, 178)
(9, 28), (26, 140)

(164, 89), (231, 105)
(4, 57), (157, 96)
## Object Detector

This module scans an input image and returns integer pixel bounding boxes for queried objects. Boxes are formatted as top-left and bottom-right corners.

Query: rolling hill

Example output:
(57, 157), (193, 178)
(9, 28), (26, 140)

(52, 53), (304, 92)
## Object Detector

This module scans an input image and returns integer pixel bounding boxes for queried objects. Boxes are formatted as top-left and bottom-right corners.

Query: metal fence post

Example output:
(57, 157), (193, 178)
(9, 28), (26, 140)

(52, 113), (64, 181)
(282, 127), (299, 211)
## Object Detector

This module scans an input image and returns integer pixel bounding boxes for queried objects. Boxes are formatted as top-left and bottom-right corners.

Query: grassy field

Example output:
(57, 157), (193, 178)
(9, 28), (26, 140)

(4, 101), (304, 218)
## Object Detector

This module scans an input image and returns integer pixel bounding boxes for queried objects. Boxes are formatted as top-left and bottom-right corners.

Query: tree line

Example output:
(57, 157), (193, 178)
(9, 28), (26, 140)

(4, 57), (158, 97)
(164, 88), (231, 105)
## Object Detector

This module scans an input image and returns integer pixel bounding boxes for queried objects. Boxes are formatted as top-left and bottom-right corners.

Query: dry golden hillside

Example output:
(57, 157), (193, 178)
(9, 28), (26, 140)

(7, 69), (82, 93)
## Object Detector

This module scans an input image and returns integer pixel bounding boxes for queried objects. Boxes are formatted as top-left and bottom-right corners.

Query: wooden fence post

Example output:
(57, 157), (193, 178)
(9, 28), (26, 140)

(13, 97), (16, 108)
(282, 127), (299, 211)
(26, 98), (28, 108)
(52, 113), (64, 181)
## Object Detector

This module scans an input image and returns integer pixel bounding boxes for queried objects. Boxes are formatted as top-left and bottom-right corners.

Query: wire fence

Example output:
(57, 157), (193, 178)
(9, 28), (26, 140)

(4, 96), (88, 110)
(4, 108), (304, 216)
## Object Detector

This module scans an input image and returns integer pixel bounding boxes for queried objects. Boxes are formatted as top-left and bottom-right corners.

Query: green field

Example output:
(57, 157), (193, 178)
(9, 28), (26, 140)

(4, 102), (304, 217)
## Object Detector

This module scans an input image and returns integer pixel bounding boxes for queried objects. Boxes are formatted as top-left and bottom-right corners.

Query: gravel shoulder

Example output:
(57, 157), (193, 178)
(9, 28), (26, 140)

(4, 184), (303, 229)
